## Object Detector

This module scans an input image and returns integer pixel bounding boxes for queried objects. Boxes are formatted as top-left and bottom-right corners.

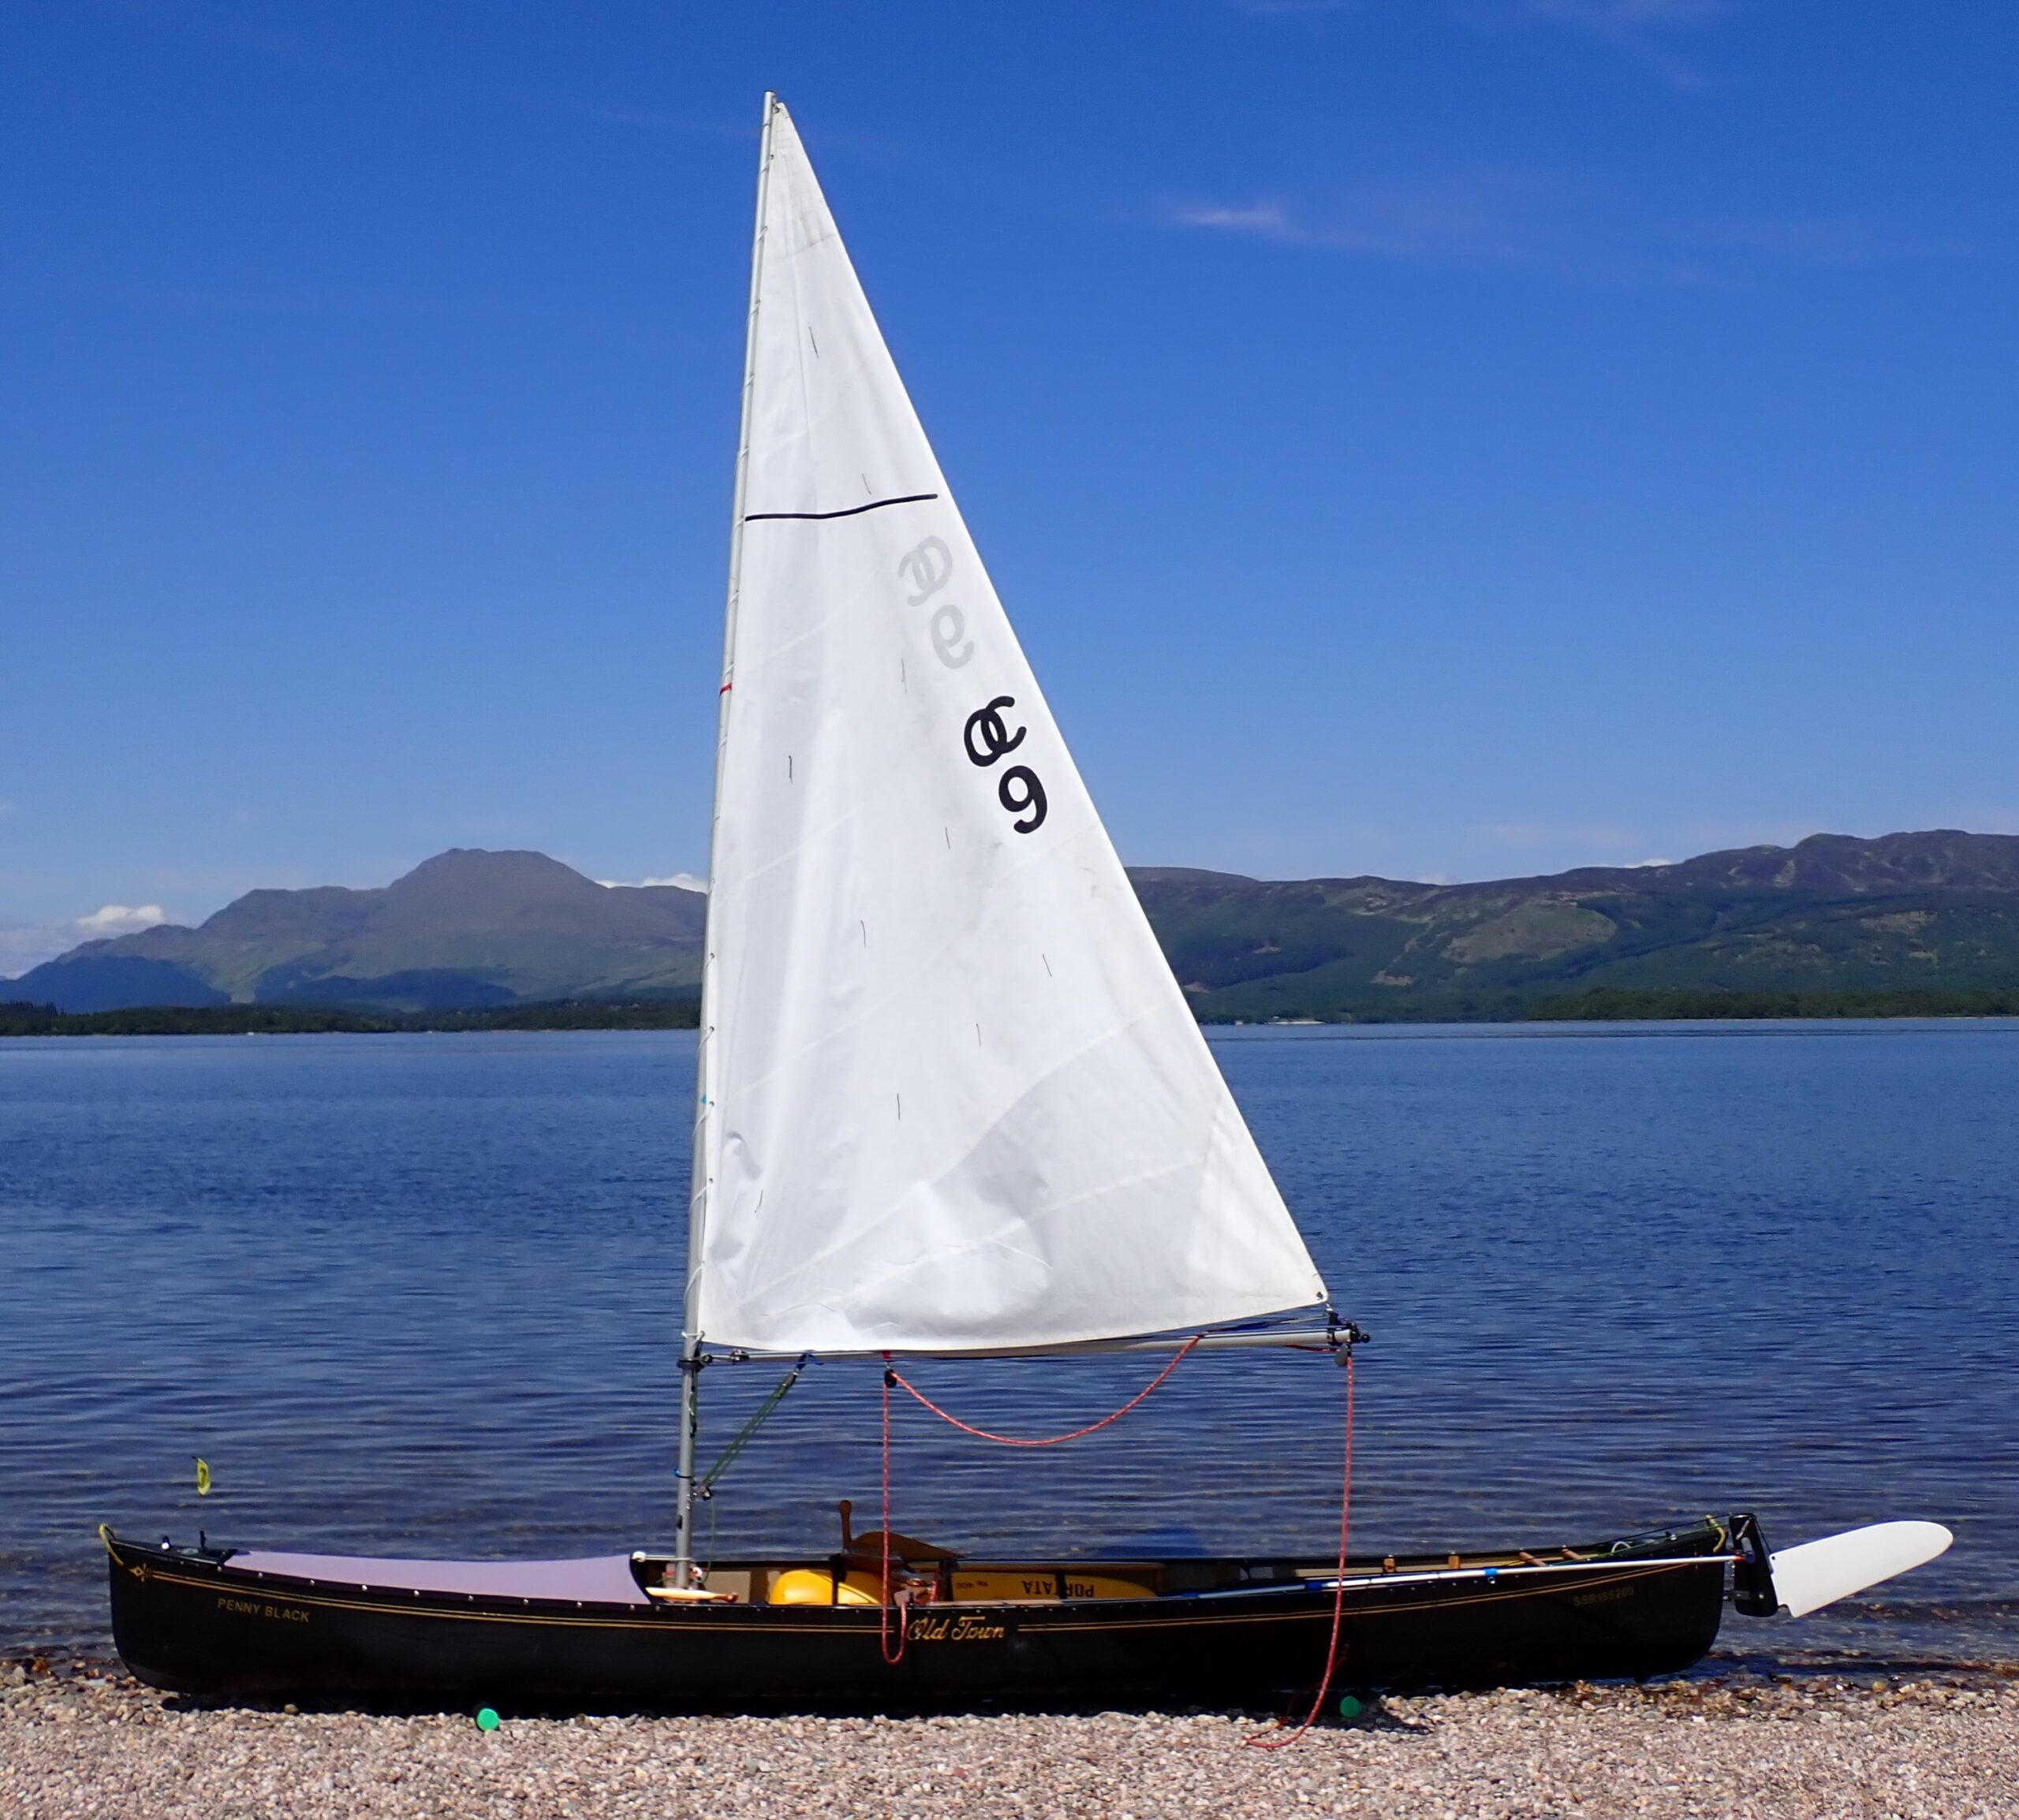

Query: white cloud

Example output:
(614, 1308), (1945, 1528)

(77, 904), (170, 935)
(1170, 173), (1955, 282)
(1509, 0), (1727, 89)
(1625, 857), (1678, 868)
(2, 904), (170, 979)
(1177, 203), (1294, 236)
(1171, 171), (1573, 268)
(598, 873), (708, 893)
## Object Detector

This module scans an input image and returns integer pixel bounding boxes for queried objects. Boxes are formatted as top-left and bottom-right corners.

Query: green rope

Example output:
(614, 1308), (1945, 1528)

(699, 1356), (808, 1499)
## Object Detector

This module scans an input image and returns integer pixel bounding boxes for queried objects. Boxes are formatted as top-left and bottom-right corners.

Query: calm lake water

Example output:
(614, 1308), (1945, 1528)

(2, 1022), (2013, 1669)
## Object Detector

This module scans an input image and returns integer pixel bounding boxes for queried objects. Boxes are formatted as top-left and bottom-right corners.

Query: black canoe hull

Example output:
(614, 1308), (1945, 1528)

(107, 1525), (1734, 1713)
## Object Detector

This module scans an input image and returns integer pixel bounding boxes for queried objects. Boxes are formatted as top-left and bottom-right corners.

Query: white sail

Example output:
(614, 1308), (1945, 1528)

(689, 101), (1326, 1356)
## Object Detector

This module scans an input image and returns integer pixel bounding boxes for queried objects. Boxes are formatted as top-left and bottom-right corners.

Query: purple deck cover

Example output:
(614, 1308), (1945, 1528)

(223, 1550), (651, 1606)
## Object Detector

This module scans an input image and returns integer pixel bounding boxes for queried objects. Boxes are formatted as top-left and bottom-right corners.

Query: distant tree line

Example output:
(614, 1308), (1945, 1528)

(1198, 986), (2019, 1024)
(6, 986), (2016, 1039)
(1523, 987), (2019, 1021)
(0, 999), (700, 1038)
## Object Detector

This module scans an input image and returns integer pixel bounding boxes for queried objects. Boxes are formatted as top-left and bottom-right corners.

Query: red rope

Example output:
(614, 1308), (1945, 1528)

(1247, 1345), (1355, 1750)
(879, 1364), (905, 1665)
(885, 1336), (1203, 1446)
(876, 1341), (1201, 1663)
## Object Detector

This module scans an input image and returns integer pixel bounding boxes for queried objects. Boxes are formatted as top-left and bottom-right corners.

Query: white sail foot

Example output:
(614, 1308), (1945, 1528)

(1767, 1520), (1953, 1617)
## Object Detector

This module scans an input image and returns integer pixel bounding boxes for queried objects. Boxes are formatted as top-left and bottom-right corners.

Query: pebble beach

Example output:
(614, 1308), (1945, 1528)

(5, 1657), (2015, 1819)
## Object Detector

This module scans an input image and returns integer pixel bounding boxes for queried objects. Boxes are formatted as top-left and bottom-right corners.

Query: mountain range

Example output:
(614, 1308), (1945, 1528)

(9, 850), (705, 1014)
(1134, 829), (2019, 1020)
(11, 831), (2019, 1019)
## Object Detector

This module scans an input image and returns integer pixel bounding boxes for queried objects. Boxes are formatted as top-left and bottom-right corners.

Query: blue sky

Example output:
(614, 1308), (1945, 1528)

(4, 2), (2014, 969)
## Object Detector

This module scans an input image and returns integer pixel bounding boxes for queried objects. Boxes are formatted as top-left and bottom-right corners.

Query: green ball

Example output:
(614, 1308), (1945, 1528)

(476, 1706), (501, 1732)
(1337, 1695), (1363, 1719)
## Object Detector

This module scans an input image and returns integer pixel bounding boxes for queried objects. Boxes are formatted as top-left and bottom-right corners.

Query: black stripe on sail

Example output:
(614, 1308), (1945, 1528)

(745, 493), (939, 522)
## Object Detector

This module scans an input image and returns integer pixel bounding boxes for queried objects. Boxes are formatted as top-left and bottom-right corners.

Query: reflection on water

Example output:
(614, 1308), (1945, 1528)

(2, 1022), (2014, 1665)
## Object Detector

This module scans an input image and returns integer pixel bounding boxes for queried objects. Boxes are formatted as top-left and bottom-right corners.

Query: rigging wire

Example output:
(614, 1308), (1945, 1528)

(1246, 1345), (1356, 1750)
(699, 1354), (809, 1497)
(693, 1356), (808, 1579)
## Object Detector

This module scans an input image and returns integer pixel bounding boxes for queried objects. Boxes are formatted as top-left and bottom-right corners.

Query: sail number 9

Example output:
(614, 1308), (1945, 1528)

(964, 697), (1047, 834)
(902, 536), (1049, 837)
(996, 765), (1047, 834)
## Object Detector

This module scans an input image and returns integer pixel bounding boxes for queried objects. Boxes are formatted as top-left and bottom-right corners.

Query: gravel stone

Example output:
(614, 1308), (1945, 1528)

(4, 1656), (2016, 1818)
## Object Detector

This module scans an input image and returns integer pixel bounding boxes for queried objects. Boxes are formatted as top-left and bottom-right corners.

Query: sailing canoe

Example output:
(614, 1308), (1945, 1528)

(106, 1517), (1742, 1710)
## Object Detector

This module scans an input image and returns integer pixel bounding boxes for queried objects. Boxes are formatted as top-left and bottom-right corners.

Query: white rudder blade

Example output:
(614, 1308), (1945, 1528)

(1768, 1520), (1953, 1617)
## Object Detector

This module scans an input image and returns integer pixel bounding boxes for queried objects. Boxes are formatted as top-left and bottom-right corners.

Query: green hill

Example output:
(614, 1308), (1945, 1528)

(11, 831), (2019, 1020)
(1133, 830), (2019, 1020)
(11, 849), (704, 1014)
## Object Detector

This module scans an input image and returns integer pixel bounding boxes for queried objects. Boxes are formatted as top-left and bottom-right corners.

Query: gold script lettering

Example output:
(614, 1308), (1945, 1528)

(907, 1613), (1007, 1643)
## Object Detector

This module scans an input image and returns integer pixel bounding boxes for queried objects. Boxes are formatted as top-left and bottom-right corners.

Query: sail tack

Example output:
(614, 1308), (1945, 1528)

(690, 102), (1327, 1356)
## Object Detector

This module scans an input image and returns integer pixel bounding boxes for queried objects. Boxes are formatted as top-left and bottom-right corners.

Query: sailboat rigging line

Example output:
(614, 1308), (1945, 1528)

(879, 1364), (906, 1665)
(1246, 1346), (1355, 1750)
(697, 1355), (810, 1499)
(884, 1335), (1202, 1447)
(745, 492), (939, 523)
(677, 87), (781, 1579)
